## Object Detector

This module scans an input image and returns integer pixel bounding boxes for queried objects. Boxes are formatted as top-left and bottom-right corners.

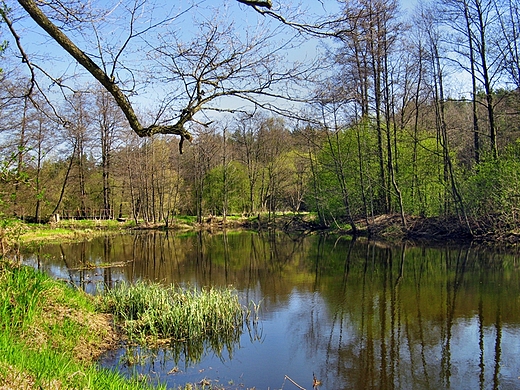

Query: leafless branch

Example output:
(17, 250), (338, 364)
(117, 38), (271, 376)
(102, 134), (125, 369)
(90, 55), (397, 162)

(0, 6), (69, 125)
(18, 0), (193, 152)
(237, 0), (272, 9)
(241, 3), (357, 38)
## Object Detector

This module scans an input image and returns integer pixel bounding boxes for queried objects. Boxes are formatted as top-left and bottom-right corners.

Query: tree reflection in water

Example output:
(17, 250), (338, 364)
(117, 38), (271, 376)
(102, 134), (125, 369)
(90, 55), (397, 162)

(20, 231), (520, 389)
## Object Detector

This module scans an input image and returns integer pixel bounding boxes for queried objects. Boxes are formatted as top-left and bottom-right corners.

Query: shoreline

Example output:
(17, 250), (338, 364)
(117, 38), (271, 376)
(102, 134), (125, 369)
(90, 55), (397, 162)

(11, 212), (520, 249)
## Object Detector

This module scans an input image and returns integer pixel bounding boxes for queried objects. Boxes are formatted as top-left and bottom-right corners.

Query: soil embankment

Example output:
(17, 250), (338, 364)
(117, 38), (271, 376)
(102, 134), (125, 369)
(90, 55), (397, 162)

(223, 213), (520, 246)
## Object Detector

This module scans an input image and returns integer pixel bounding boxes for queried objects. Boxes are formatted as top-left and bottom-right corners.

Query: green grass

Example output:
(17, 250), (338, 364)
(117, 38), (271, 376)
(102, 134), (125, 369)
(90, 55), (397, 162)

(17, 219), (135, 245)
(0, 260), (164, 389)
(100, 282), (248, 340)
(172, 215), (199, 224)
(0, 260), (257, 389)
(55, 219), (135, 229)
(99, 281), (258, 364)
(0, 336), (160, 390)
(0, 259), (259, 388)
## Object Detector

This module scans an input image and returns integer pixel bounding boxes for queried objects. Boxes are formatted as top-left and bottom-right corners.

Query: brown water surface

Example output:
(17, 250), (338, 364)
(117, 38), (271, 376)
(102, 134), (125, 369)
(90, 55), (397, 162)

(21, 231), (520, 389)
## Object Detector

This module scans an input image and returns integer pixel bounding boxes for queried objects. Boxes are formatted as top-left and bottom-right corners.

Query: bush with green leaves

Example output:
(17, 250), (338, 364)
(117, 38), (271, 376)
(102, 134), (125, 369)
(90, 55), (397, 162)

(463, 147), (520, 228)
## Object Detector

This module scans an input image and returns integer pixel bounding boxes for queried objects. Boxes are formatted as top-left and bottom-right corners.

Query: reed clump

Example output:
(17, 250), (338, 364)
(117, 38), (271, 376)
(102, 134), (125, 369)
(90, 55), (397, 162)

(99, 281), (253, 346)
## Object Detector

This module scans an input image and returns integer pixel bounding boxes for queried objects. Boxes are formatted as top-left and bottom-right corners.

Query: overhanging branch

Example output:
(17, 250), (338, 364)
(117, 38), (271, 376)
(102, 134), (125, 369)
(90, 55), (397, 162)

(17, 0), (193, 151)
(237, 0), (272, 9)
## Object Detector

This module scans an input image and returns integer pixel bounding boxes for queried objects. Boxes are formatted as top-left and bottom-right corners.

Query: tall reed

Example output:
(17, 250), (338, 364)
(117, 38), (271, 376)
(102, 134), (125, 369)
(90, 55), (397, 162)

(99, 281), (255, 361)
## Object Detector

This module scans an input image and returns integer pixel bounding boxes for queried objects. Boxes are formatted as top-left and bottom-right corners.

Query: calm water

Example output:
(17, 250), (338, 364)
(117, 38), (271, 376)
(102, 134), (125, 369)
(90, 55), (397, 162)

(21, 231), (520, 390)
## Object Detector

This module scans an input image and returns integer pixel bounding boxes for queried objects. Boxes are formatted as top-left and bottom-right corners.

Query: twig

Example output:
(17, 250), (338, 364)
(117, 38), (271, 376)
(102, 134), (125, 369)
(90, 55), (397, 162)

(284, 375), (307, 390)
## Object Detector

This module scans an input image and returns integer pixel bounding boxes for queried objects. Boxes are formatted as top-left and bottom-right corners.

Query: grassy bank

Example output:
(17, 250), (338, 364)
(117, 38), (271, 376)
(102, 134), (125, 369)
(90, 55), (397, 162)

(0, 259), (163, 389)
(0, 218), (135, 254)
(18, 219), (136, 244)
(0, 259), (256, 389)
(5, 213), (314, 248)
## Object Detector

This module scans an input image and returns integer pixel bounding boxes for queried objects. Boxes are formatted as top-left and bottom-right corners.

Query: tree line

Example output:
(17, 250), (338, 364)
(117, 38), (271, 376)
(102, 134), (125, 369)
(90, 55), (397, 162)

(0, 0), (519, 234)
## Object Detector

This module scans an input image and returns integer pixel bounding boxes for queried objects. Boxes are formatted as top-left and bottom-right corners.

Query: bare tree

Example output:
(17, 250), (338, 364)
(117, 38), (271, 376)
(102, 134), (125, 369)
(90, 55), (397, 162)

(65, 92), (93, 217)
(329, 0), (406, 226)
(423, 5), (472, 232)
(13, 0), (313, 152)
(231, 113), (264, 215)
(441, 0), (500, 158)
(495, 0), (520, 89)
(93, 88), (125, 219)
(31, 105), (57, 222)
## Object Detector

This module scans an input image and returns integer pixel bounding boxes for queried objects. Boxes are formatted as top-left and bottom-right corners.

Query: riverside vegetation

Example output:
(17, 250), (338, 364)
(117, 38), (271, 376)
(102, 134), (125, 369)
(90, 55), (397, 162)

(0, 257), (256, 389)
(100, 281), (259, 366)
(3, 0), (520, 387)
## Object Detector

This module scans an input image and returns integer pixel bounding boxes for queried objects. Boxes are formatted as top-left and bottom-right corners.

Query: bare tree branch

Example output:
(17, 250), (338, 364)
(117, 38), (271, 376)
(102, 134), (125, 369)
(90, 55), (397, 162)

(0, 5), (71, 126)
(17, 0), (193, 151)
(15, 0), (322, 153)
(240, 3), (358, 38)
(237, 0), (272, 9)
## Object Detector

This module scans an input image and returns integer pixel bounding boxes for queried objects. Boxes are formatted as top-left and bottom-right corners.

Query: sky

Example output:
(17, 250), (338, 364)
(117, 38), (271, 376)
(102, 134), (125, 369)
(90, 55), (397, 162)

(2, 0), (425, 126)
(5, 0), (421, 79)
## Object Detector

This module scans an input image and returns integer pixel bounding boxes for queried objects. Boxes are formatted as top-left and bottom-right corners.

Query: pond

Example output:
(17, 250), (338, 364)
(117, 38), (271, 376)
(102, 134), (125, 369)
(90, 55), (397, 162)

(21, 230), (520, 390)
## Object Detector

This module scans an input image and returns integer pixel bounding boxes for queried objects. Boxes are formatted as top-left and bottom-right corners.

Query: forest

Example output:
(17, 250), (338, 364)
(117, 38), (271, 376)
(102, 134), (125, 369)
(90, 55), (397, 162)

(0, 0), (519, 237)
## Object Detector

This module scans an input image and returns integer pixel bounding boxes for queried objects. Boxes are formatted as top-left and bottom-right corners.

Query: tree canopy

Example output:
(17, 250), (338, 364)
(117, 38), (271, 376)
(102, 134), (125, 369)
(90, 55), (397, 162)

(1, 0), (520, 236)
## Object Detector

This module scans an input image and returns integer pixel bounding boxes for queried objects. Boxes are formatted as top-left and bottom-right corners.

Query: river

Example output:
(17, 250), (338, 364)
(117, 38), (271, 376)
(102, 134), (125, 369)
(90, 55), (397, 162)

(21, 230), (520, 390)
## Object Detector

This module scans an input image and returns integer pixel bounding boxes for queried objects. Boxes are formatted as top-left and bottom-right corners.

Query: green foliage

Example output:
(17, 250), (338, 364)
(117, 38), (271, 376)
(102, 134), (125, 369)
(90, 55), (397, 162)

(311, 122), (380, 220)
(203, 161), (249, 215)
(463, 149), (520, 228)
(394, 130), (448, 216)
(274, 150), (310, 211)
(0, 262), (163, 389)
(0, 152), (29, 186)
(1, 91), (519, 232)
(310, 118), (465, 222)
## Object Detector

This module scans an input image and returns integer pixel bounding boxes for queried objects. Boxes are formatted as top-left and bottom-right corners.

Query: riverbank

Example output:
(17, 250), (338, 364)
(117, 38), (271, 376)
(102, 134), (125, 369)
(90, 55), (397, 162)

(7, 212), (520, 250)
(0, 258), (251, 390)
(249, 213), (520, 246)
(219, 212), (520, 246)
(0, 259), (162, 390)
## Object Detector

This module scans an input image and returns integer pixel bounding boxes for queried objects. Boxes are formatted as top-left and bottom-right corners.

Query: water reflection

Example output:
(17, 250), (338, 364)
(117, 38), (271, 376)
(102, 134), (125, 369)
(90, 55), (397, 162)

(21, 231), (520, 389)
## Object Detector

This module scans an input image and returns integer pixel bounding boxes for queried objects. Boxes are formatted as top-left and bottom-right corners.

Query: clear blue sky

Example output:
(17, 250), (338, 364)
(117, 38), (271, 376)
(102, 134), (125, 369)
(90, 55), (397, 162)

(3, 0), (422, 121)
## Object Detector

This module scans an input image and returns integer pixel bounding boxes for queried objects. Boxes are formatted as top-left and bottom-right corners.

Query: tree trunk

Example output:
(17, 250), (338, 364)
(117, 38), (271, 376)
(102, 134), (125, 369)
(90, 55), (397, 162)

(463, 0), (481, 164)
(52, 142), (77, 216)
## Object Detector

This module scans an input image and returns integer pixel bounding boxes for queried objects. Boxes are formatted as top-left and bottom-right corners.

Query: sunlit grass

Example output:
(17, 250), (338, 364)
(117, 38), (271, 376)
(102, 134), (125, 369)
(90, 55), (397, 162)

(172, 215), (199, 224)
(100, 281), (252, 341)
(55, 219), (134, 229)
(0, 259), (164, 389)
(0, 337), (161, 390)
(17, 219), (135, 245)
